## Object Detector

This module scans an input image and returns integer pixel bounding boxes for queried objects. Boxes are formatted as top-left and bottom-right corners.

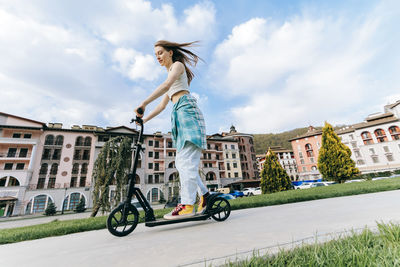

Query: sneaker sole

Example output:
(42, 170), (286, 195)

(163, 213), (195, 220)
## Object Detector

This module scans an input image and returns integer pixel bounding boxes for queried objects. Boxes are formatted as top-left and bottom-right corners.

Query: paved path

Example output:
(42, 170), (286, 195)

(0, 190), (399, 267)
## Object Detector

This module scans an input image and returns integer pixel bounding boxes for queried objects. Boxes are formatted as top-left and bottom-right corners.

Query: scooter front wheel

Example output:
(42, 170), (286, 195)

(107, 203), (139, 237)
(210, 197), (231, 222)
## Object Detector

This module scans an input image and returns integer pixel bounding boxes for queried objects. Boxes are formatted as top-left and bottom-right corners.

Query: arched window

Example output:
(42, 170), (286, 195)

(39, 163), (48, 175)
(50, 163), (58, 175)
(0, 177), (7, 187)
(305, 144), (314, 157)
(62, 193), (85, 211)
(45, 135), (54, 145)
(374, 129), (388, 143)
(311, 166), (317, 171)
(135, 174), (140, 184)
(168, 161), (175, 168)
(361, 131), (374, 145)
(206, 172), (216, 181)
(75, 136), (83, 146)
(84, 137), (92, 146)
(169, 172), (178, 182)
(389, 126), (400, 140)
(72, 163), (79, 174)
(25, 195), (53, 214)
(146, 188), (164, 203)
(55, 135), (64, 146)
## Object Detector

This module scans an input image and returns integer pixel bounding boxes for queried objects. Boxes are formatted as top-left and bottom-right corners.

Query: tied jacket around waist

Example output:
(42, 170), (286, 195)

(171, 94), (207, 152)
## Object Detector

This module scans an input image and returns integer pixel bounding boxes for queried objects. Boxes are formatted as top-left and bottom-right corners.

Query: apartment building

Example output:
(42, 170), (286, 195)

(289, 100), (400, 179)
(222, 126), (259, 179)
(289, 126), (322, 180)
(257, 146), (299, 181)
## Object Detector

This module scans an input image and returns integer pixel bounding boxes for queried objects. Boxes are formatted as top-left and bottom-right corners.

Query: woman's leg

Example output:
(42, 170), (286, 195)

(175, 142), (202, 205)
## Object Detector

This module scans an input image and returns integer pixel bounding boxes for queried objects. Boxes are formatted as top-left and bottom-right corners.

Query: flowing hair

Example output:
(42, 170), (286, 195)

(154, 40), (202, 85)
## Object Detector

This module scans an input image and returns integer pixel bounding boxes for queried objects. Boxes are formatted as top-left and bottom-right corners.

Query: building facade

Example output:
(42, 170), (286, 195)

(222, 126), (259, 179)
(257, 146), (299, 181)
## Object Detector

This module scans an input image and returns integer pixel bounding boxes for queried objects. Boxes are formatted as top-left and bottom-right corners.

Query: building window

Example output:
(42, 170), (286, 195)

(12, 133), (21, 138)
(386, 155), (394, 162)
(19, 148), (28, 158)
(361, 131), (374, 145)
(369, 148), (375, 155)
(84, 137), (92, 146)
(372, 156), (379, 163)
(383, 146), (390, 153)
(4, 163), (13, 170)
(149, 151), (153, 157)
(148, 140), (153, 146)
(148, 175), (153, 184)
(52, 149), (61, 160)
(310, 157), (314, 163)
(355, 151), (362, 158)
(75, 136), (83, 146)
(82, 150), (90, 160)
(357, 160), (365, 165)
(148, 163), (153, 169)
(154, 141), (159, 148)
(81, 163), (88, 174)
(374, 129), (388, 143)
(232, 153), (236, 159)
(73, 150), (81, 160)
(311, 166), (317, 171)
(155, 174), (160, 183)
(299, 152), (303, 158)
(155, 152), (159, 159)
(72, 163), (79, 174)
(300, 159), (305, 165)
(154, 163), (159, 171)
(305, 144), (313, 157)
(349, 134), (354, 140)
(16, 163), (25, 170)
(7, 148), (17, 158)
(227, 163), (231, 171)
(37, 178), (45, 189)
(80, 177), (86, 187)
(302, 167), (306, 172)
(50, 163), (58, 175)
(55, 135), (64, 146)
(39, 163), (48, 175)
(45, 135), (55, 145)
(233, 162), (237, 168)
(48, 178), (56, 189)
(389, 126), (400, 140)
(70, 177), (77, 187)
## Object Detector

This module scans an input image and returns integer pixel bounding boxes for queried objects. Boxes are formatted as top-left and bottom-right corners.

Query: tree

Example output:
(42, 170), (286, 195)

(260, 148), (292, 194)
(45, 202), (57, 216)
(318, 122), (360, 183)
(91, 136), (133, 217)
(75, 197), (86, 213)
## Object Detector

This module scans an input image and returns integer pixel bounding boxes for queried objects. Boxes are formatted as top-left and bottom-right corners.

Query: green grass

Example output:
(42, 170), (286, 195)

(224, 222), (400, 266)
(1, 177), (399, 245)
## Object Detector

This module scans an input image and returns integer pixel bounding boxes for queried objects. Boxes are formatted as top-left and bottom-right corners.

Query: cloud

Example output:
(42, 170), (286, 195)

(0, 0), (217, 133)
(210, 2), (399, 133)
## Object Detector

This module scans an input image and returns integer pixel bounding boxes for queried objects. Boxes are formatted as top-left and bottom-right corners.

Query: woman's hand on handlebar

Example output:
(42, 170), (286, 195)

(134, 105), (145, 118)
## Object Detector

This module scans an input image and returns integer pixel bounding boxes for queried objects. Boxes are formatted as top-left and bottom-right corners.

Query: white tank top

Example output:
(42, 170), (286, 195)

(167, 70), (189, 99)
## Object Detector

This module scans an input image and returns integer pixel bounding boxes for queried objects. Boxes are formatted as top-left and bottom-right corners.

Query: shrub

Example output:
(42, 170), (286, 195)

(45, 202), (57, 216)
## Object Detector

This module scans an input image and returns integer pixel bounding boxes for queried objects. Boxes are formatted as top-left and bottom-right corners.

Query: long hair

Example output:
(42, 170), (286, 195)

(154, 40), (201, 85)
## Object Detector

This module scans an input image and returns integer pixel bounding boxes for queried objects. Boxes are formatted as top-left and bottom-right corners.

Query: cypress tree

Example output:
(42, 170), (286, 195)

(260, 148), (292, 194)
(45, 202), (57, 216)
(318, 122), (360, 183)
(90, 136), (132, 217)
(75, 197), (86, 213)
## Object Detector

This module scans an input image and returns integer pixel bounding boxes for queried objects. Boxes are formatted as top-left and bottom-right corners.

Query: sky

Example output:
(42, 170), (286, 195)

(1, 0), (399, 135)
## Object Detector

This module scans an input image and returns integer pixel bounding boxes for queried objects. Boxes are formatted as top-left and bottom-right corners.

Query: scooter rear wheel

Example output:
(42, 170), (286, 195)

(107, 203), (139, 237)
(210, 197), (231, 222)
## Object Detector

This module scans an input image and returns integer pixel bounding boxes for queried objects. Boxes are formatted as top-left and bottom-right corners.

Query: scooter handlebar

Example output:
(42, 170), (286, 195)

(131, 107), (144, 125)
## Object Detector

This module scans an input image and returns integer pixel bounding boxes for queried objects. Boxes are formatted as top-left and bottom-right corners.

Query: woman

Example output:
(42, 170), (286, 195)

(134, 40), (210, 220)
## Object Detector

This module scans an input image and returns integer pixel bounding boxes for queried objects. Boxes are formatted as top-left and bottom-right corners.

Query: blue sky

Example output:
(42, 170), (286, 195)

(1, 0), (399, 135)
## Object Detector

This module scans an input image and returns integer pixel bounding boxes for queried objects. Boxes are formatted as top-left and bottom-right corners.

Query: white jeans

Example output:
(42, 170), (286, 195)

(175, 142), (209, 205)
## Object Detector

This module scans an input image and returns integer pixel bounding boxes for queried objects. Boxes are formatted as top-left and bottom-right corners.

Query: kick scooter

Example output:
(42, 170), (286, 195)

(106, 110), (231, 237)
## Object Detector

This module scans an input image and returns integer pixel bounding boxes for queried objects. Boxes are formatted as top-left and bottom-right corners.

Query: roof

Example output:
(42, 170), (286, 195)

(384, 100), (400, 110)
(0, 196), (18, 201)
(288, 129), (323, 141)
(365, 112), (394, 122)
(0, 112), (46, 127)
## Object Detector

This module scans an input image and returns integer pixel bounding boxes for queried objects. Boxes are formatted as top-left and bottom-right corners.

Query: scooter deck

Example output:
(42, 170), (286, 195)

(145, 213), (210, 227)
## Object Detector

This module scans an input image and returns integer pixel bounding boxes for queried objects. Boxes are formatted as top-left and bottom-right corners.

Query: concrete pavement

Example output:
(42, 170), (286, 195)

(0, 190), (399, 267)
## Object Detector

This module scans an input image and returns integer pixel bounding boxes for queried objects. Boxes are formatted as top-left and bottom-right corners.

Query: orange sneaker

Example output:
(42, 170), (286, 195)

(164, 204), (195, 220)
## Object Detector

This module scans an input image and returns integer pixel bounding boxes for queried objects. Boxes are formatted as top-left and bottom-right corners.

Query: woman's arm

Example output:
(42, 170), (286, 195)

(143, 94), (169, 123)
(134, 62), (184, 117)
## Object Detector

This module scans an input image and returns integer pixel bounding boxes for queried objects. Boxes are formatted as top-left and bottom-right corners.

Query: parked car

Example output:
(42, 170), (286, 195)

(310, 182), (331, 188)
(253, 187), (262, 195)
(242, 187), (256, 196)
(229, 190), (244, 198)
(345, 179), (366, 183)
(294, 182), (313, 189)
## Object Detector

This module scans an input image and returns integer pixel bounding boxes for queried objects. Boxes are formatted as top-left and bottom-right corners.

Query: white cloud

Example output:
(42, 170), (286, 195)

(112, 48), (163, 81)
(210, 2), (399, 133)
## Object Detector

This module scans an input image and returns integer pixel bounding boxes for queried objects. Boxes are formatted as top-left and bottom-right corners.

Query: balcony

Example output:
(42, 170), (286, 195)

(0, 137), (38, 145)
(0, 152), (32, 160)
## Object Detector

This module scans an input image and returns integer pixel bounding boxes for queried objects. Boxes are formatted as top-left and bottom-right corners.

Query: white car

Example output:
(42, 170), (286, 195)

(345, 179), (366, 183)
(242, 188), (256, 196)
(253, 187), (262, 195)
(294, 182), (313, 189)
(310, 182), (331, 188)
